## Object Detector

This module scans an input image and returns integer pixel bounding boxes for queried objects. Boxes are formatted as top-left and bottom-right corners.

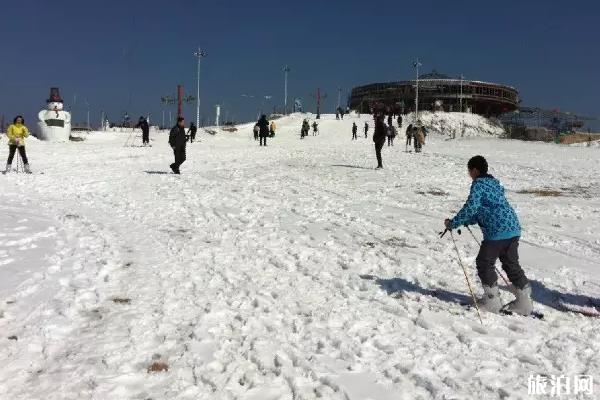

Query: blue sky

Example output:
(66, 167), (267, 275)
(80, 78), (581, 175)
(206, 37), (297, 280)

(1, 0), (598, 128)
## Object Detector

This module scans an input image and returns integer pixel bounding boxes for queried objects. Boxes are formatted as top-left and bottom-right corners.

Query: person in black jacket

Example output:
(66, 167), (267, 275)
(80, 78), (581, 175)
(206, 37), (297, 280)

(136, 117), (150, 146)
(257, 114), (270, 146)
(373, 115), (386, 169)
(364, 122), (369, 138)
(169, 117), (187, 174)
(188, 122), (197, 143)
(352, 122), (358, 140)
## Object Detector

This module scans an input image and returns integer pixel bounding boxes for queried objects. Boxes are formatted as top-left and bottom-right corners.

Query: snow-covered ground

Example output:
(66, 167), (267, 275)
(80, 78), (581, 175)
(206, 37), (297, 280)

(0, 113), (598, 400)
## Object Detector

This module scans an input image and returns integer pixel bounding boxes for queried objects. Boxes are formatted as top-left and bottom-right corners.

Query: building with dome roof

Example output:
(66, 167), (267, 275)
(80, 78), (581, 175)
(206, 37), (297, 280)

(349, 70), (519, 116)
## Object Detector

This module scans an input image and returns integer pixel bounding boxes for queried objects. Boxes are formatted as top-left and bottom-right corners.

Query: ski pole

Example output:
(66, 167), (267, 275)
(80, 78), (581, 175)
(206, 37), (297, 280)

(450, 230), (483, 325)
(16, 150), (21, 173)
(464, 225), (511, 288)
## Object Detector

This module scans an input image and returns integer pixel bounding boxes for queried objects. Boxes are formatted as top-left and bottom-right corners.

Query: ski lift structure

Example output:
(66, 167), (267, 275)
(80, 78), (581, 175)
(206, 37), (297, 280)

(501, 106), (596, 136)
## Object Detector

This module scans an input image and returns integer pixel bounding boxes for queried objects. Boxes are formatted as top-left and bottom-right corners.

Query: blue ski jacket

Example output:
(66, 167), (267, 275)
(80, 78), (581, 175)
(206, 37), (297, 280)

(450, 175), (521, 241)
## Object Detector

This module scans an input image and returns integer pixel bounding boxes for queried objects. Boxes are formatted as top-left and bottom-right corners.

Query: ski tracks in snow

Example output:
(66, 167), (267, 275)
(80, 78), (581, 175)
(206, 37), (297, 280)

(1, 116), (599, 399)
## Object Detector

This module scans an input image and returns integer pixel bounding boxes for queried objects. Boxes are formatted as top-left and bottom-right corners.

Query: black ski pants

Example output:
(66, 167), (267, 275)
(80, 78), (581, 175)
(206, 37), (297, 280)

(476, 237), (528, 289)
(259, 136), (267, 146)
(7, 145), (28, 165)
(142, 131), (149, 144)
(374, 140), (384, 168)
(173, 146), (186, 168)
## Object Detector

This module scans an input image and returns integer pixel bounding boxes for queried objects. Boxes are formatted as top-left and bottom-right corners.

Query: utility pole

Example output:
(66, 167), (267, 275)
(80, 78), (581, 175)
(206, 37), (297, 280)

(283, 65), (290, 114)
(193, 48), (207, 127)
(85, 99), (90, 130)
(460, 74), (464, 112)
(413, 59), (422, 121)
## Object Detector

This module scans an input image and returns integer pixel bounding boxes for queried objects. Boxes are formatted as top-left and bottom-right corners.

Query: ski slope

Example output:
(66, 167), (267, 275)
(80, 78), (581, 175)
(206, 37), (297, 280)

(1, 113), (599, 400)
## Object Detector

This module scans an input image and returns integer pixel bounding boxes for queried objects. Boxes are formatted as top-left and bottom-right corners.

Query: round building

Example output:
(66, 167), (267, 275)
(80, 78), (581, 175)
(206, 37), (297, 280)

(349, 70), (519, 116)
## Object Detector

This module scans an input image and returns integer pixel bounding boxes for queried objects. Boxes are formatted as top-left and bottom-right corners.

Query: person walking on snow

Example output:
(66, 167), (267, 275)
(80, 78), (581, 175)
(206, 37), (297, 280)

(4, 115), (31, 174)
(373, 115), (386, 169)
(364, 122), (369, 138)
(136, 116), (150, 146)
(257, 114), (270, 146)
(414, 125), (425, 153)
(312, 121), (318, 135)
(405, 123), (413, 149)
(168, 117), (187, 174)
(352, 122), (358, 140)
(269, 121), (277, 137)
(444, 155), (533, 316)
(253, 124), (259, 141)
(387, 124), (396, 146)
(188, 122), (197, 143)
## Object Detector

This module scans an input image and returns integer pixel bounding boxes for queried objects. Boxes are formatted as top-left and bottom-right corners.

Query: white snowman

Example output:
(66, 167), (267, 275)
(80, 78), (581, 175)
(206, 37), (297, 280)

(37, 87), (71, 141)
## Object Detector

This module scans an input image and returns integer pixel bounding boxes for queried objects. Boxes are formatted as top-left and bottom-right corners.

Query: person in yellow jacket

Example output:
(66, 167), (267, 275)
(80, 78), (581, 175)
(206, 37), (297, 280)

(4, 115), (32, 174)
(269, 121), (276, 137)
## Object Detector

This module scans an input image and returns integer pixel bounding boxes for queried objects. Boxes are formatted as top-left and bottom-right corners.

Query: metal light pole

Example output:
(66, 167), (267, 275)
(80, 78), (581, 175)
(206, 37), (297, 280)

(193, 48), (206, 127)
(283, 65), (290, 114)
(460, 74), (464, 112)
(85, 99), (90, 130)
(413, 59), (422, 121)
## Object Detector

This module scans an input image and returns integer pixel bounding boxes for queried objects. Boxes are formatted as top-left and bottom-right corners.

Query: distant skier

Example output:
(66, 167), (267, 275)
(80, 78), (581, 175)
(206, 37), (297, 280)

(387, 114), (393, 128)
(444, 155), (533, 316)
(269, 120), (277, 137)
(312, 121), (318, 135)
(364, 122), (369, 138)
(301, 119), (310, 138)
(257, 114), (270, 146)
(335, 110), (340, 120)
(253, 124), (259, 141)
(188, 122), (197, 143)
(168, 117), (187, 174)
(397, 115), (403, 127)
(373, 115), (386, 169)
(340, 107), (345, 120)
(405, 123), (413, 149)
(4, 115), (31, 174)
(387, 124), (396, 146)
(136, 116), (150, 146)
(414, 125), (425, 153)
(352, 122), (358, 140)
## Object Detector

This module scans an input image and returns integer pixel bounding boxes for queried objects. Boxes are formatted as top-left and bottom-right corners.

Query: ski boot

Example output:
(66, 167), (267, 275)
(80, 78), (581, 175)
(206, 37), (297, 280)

(3, 164), (10, 174)
(476, 285), (503, 314)
(503, 283), (533, 316)
(24, 164), (32, 174)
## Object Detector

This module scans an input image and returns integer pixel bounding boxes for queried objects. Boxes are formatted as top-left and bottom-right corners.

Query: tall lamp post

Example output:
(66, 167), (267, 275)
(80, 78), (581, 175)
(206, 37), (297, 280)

(413, 59), (422, 121)
(459, 74), (465, 112)
(283, 65), (290, 114)
(193, 48), (207, 128)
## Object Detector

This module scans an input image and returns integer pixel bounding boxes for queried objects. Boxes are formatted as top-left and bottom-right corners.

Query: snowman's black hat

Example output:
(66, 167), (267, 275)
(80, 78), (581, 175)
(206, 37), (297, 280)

(46, 87), (63, 103)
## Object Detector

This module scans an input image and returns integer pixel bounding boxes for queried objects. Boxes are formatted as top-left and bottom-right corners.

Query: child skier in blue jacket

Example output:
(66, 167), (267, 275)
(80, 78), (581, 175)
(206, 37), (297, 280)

(445, 155), (533, 316)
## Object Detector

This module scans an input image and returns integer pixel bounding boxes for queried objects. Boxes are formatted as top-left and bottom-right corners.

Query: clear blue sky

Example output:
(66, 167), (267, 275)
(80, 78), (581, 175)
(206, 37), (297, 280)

(1, 0), (598, 128)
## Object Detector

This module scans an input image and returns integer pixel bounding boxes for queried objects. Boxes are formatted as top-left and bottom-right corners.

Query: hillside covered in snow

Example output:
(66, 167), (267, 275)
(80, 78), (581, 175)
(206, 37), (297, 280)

(0, 113), (598, 400)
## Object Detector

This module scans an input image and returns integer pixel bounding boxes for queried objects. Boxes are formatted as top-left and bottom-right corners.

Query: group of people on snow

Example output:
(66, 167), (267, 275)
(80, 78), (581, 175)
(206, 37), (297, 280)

(405, 123), (426, 153)
(1, 110), (537, 317)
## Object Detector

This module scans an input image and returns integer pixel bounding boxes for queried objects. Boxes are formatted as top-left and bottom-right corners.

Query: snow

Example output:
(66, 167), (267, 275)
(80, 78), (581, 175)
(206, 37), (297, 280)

(0, 112), (599, 399)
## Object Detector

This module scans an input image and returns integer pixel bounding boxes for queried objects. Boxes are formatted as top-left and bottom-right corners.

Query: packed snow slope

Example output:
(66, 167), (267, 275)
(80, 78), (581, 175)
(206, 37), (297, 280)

(1, 113), (599, 400)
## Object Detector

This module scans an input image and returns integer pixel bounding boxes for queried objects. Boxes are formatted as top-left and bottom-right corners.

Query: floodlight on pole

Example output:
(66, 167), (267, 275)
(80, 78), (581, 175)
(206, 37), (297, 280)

(193, 48), (207, 128)
(283, 65), (290, 114)
(413, 59), (422, 121)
